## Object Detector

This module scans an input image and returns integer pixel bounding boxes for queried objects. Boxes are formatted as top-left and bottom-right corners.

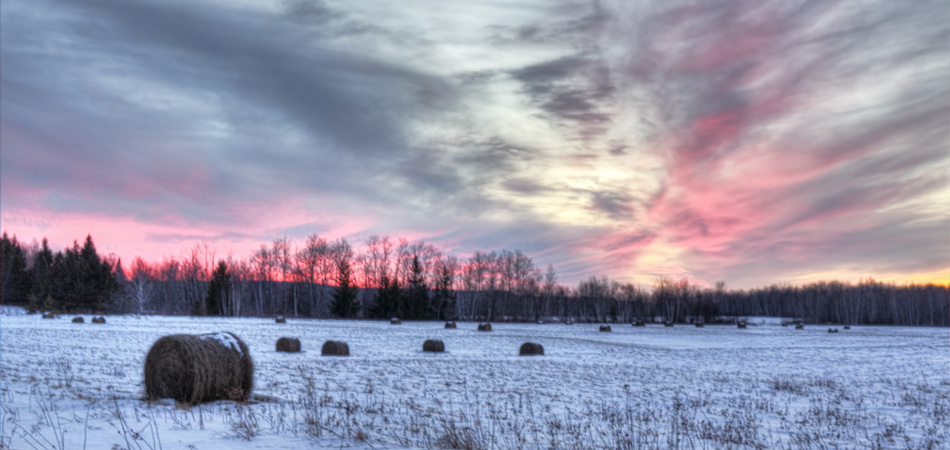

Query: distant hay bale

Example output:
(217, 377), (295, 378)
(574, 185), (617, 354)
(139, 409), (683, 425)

(565, 319), (574, 325)
(695, 322), (704, 328)
(828, 328), (839, 333)
(795, 324), (804, 330)
(144, 332), (254, 404)
(276, 337), (301, 353)
(477, 323), (492, 332)
(664, 321), (674, 327)
(599, 325), (611, 332)
(275, 316), (286, 323)
(72, 316), (84, 323)
(42, 312), (54, 319)
(632, 320), (645, 327)
(321, 340), (350, 356)
(519, 342), (544, 356)
(390, 318), (402, 325)
(737, 321), (747, 329)
(444, 321), (457, 329)
(423, 339), (445, 352)
(537, 319), (544, 324)
(844, 325), (851, 330)
(92, 316), (106, 324)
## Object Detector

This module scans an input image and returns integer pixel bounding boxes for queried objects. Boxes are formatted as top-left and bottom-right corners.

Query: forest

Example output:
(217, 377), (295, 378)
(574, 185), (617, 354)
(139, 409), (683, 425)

(2, 232), (947, 326)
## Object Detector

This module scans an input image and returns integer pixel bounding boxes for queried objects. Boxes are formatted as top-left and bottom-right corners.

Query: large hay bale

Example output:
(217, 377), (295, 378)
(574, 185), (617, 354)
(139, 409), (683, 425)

(390, 317), (402, 325)
(144, 332), (253, 404)
(275, 316), (286, 323)
(42, 311), (55, 319)
(423, 339), (445, 352)
(477, 323), (492, 332)
(519, 342), (544, 356)
(71, 316), (84, 323)
(599, 325), (611, 332)
(92, 316), (106, 324)
(444, 321), (457, 329)
(321, 340), (349, 356)
(276, 337), (301, 353)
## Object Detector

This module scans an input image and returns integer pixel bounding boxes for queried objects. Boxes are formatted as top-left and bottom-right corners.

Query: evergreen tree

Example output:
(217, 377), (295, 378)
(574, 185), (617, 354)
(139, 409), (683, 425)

(369, 274), (401, 319)
(330, 258), (360, 318)
(406, 256), (429, 320)
(432, 264), (455, 320)
(0, 233), (31, 305)
(30, 238), (55, 307)
(203, 261), (230, 316)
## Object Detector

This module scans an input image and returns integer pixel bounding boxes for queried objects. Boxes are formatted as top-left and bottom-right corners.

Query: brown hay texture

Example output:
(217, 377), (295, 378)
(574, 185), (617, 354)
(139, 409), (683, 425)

(599, 325), (611, 332)
(477, 323), (492, 332)
(321, 340), (350, 356)
(276, 337), (301, 353)
(71, 316), (84, 323)
(444, 321), (457, 329)
(275, 316), (286, 323)
(92, 316), (106, 324)
(390, 317), (402, 325)
(422, 339), (445, 353)
(144, 332), (254, 404)
(42, 312), (55, 319)
(519, 342), (544, 356)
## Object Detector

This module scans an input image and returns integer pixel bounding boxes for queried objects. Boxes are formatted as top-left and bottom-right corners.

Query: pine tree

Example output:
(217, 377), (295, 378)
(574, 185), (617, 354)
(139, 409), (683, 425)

(406, 256), (429, 320)
(0, 233), (31, 305)
(370, 274), (401, 319)
(203, 261), (230, 316)
(330, 258), (360, 318)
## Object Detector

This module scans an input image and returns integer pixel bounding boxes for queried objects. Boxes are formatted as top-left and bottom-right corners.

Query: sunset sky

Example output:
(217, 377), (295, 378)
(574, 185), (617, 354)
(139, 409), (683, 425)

(2, 0), (947, 288)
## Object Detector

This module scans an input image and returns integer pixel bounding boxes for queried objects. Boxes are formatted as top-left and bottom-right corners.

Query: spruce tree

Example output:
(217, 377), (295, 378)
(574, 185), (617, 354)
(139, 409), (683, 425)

(370, 274), (401, 319)
(204, 261), (230, 316)
(406, 256), (429, 320)
(330, 258), (360, 318)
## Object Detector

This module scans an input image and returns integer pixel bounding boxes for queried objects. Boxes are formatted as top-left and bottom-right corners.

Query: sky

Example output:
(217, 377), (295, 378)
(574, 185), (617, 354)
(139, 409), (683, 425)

(1, 0), (947, 288)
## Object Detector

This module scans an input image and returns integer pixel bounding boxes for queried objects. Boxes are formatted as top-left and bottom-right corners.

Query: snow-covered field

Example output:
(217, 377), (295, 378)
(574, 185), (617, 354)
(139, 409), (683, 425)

(1, 310), (948, 449)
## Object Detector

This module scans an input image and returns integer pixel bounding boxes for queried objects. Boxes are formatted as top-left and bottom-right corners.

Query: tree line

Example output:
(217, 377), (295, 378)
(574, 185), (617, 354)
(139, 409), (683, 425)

(1, 232), (946, 326)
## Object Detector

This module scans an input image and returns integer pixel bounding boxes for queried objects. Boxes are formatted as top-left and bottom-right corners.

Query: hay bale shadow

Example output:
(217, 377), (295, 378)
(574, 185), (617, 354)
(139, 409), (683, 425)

(423, 339), (445, 352)
(519, 342), (544, 356)
(321, 340), (350, 356)
(144, 332), (254, 405)
(71, 316), (84, 323)
(477, 323), (492, 332)
(276, 337), (301, 353)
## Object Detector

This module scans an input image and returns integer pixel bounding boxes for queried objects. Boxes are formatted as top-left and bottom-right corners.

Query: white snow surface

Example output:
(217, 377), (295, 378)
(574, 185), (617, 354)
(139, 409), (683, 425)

(1, 314), (948, 449)
(202, 331), (245, 357)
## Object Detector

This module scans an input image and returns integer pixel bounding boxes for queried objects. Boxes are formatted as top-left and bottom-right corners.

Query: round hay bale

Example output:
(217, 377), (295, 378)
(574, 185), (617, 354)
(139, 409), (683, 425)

(737, 321), (747, 329)
(390, 317), (402, 325)
(632, 320), (646, 327)
(71, 316), (84, 323)
(843, 325), (851, 330)
(275, 316), (286, 323)
(599, 325), (611, 332)
(321, 340), (349, 356)
(519, 342), (544, 356)
(664, 321), (674, 327)
(92, 316), (106, 324)
(565, 319), (574, 325)
(828, 328), (839, 333)
(276, 337), (301, 353)
(144, 332), (253, 404)
(42, 311), (55, 319)
(695, 322), (704, 328)
(795, 323), (804, 330)
(477, 323), (492, 332)
(444, 321), (457, 329)
(422, 339), (445, 353)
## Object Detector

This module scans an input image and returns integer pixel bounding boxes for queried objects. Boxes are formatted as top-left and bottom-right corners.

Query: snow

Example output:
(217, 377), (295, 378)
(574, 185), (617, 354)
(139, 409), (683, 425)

(1, 314), (948, 449)
(202, 331), (245, 357)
